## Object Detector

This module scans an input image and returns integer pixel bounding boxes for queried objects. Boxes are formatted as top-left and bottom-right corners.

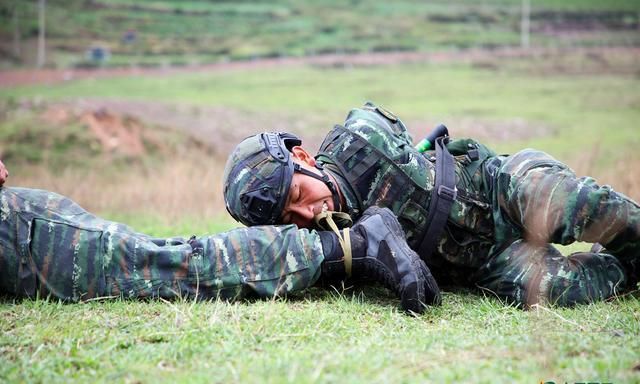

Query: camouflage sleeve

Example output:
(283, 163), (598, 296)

(100, 223), (327, 301)
(0, 187), (326, 302)
(178, 225), (326, 299)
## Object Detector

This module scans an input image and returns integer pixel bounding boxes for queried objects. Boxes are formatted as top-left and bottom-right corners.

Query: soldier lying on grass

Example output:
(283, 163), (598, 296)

(0, 160), (440, 313)
(223, 102), (640, 308)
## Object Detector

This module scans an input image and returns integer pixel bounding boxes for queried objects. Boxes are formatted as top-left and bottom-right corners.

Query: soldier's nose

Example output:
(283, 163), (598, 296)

(290, 205), (314, 221)
(301, 205), (315, 221)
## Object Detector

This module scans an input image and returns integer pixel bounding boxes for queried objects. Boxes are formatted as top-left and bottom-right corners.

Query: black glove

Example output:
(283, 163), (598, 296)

(319, 206), (441, 313)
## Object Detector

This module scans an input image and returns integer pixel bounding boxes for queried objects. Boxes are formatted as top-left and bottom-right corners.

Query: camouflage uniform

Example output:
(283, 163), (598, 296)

(0, 187), (324, 302)
(315, 103), (639, 307)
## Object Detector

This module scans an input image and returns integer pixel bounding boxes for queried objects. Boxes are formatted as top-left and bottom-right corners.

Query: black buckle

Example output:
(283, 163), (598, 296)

(437, 185), (457, 201)
(467, 148), (480, 161)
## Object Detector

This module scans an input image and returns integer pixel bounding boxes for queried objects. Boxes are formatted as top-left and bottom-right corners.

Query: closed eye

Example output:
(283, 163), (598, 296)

(292, 184), (301, 204)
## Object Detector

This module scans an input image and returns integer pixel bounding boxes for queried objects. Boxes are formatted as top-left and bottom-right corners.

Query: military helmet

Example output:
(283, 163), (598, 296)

(223, 132), (302, 226)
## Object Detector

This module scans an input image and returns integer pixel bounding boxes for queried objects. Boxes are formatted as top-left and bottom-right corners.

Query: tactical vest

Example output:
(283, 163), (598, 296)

(316, 104), (497, 272)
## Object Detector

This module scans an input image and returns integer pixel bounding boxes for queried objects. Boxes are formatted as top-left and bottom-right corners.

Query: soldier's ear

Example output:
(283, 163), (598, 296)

(290, 146), (316, 167)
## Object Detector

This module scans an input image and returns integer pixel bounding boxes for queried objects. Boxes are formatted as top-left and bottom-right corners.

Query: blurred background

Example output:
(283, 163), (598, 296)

(0, 0), (639, 235)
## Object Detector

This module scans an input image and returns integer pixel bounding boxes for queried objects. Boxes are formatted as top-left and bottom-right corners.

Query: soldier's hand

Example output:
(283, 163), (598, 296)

(347, 206), (441, 313)
(0, 160), (8, 186)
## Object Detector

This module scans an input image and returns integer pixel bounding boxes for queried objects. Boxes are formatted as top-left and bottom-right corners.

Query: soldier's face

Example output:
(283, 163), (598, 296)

(280, 147), (335, 228)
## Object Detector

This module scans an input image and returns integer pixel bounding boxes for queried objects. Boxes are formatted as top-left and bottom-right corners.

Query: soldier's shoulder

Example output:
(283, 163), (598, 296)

(345, 102), (408, 138)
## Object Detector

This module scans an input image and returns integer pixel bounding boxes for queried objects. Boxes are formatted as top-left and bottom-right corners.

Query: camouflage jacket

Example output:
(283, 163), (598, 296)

(316, 104), (497, 280)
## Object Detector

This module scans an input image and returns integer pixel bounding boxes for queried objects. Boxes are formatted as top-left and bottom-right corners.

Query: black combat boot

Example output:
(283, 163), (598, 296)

(318, 206), (441, 314)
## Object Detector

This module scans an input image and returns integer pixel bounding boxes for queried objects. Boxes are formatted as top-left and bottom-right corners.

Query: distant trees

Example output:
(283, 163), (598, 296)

(3, 0), (46, 67)
(37, 0), (46, 68)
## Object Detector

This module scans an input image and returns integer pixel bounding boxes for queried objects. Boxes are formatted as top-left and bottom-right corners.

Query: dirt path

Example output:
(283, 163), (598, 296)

(2, 46), (638, 88)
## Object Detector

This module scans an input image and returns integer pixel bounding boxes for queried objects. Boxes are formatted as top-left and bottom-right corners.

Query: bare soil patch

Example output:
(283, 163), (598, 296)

(55, 99), (330, 157)
(39, 99), (552, 162)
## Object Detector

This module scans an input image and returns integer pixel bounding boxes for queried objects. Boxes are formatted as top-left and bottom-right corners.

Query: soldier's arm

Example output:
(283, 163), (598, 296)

(0, 160), (8, 186)
(209, 208), (439, 312)
(198, 224), (325, 298)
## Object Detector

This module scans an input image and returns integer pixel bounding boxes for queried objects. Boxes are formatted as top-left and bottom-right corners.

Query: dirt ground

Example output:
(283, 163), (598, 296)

(38, 98), (553, 162)
(3, 45), (637, 153)
(4, 45), (638, 154)
(2, 46), (639, 88)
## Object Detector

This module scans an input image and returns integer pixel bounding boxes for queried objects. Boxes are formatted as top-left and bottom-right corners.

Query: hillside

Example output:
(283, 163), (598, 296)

(1, 0), (639, 69)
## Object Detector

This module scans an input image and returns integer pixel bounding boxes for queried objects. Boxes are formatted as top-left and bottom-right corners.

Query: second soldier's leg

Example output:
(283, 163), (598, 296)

(473, 239), (627, 307)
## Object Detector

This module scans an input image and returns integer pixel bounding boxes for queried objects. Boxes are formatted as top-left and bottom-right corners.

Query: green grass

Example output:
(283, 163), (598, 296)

(102, 212), (242, 238)
(2, 288), (638, 383)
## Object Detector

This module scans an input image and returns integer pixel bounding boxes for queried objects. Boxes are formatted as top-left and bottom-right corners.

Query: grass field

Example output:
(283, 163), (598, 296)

(1, 15), (640, 383)
(2, 290), (639, 383)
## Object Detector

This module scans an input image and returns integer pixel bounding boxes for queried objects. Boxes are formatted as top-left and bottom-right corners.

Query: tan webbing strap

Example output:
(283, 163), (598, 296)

(314, 211), (353, 278)
(342, 228), (351, 278)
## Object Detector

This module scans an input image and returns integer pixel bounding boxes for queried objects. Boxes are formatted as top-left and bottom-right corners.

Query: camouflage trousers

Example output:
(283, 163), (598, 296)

(473, 150), (640, 307)
(0, 187), (324, 302)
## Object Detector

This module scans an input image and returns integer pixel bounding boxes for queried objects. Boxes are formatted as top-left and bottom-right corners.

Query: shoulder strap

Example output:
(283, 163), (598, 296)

(316, 125), (379, 209)
(418, 136), (457, 262)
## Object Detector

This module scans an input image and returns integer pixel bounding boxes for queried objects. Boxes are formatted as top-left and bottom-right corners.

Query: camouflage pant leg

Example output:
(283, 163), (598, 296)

(475, 149), (640, 306)
(496, 150), (640, 276)
(473, 239), (626, 307)
(0, 187), (325, 301)
(0, 190), (31, 297)
(492, 149), (640, 245)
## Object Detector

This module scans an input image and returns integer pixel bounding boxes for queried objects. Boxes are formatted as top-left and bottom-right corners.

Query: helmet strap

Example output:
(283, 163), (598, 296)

(293, 163), (342, 212)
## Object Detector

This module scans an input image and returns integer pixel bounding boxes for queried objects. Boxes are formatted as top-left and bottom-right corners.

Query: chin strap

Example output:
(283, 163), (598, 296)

(314, 211), (353, 277)
(293, 163), (342, 213)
